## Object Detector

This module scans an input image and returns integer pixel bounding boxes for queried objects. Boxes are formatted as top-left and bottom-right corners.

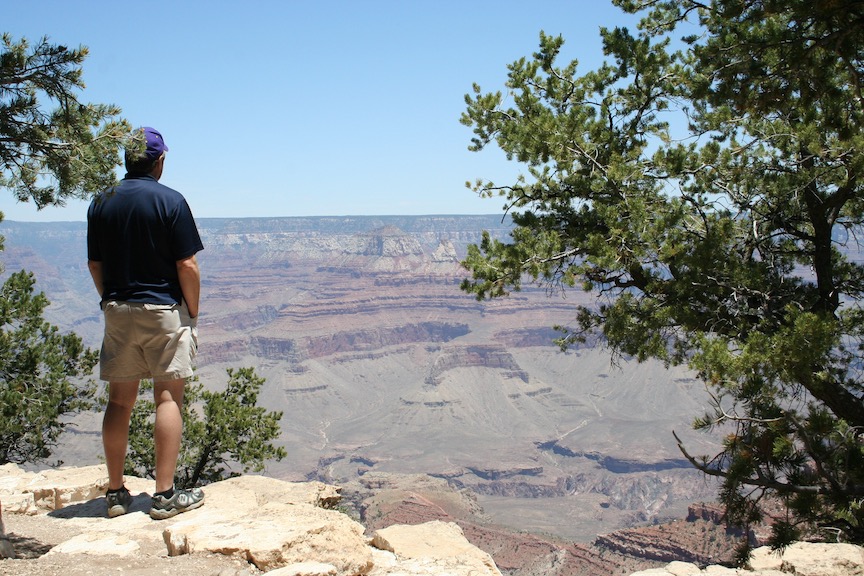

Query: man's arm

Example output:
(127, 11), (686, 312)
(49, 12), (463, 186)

(176, 254), (200, 318)
(87, 260), (104, 297)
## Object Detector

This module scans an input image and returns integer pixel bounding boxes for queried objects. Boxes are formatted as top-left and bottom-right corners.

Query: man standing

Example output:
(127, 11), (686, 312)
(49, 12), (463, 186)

(87, 127), (205, 520)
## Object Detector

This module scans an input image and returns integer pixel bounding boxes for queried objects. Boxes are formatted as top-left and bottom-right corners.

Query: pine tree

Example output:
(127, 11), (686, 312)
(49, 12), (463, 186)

(0, 34), (126, 464)
(0, 270), (98, 464)
(460, 0), (864, 553)
(0, 34), (129, 209)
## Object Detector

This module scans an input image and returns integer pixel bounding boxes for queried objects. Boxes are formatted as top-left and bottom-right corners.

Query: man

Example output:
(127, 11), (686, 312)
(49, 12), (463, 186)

(87, 127), (205, 520)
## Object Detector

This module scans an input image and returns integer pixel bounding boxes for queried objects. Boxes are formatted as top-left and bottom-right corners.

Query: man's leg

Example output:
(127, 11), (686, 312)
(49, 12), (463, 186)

(153, 379), (185, 494)
(103, 381), (140, 490)
(0, 500), (15, 558)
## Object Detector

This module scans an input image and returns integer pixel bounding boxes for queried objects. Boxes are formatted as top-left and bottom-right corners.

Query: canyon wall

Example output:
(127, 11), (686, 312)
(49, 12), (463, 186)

(1, 216), (724, 571)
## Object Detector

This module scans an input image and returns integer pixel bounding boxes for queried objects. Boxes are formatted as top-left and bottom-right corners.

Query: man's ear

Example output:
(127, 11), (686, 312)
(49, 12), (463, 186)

(151, 153), (166, 179)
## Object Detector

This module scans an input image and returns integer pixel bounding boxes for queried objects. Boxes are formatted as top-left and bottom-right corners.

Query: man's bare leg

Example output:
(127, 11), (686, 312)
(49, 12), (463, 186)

(153, 379), (185, 494)
(0, 500), (15, 558)
(103, 381), (140, 490)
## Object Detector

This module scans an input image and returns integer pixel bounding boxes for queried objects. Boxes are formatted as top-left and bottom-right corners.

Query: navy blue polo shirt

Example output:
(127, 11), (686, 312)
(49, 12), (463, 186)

(87, 174), (203, 306)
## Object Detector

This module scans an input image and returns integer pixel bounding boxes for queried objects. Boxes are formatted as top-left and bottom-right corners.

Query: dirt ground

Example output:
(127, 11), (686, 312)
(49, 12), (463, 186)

(0, 512), (262, 576)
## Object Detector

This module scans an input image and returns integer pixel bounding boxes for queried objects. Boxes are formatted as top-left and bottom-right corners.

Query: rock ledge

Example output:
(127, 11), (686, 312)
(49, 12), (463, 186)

(0, 463), (501, 575)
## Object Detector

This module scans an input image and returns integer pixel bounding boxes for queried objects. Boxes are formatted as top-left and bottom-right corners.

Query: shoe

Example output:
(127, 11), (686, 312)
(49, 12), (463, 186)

(106, 486), (133, 518)
(149, 487), (205, 520)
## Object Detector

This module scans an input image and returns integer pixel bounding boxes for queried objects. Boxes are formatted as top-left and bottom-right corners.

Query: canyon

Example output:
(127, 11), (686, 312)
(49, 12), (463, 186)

(0, 215), (730, 573)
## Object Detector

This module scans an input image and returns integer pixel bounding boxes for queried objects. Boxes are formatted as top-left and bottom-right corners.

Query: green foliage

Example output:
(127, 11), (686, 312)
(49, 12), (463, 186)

(0, 34), (129, 209)
(0, 270), (98, 464)
(0, 34), (125, 467)
(123, 367), (287, 488)
(461, 0), (864, 547)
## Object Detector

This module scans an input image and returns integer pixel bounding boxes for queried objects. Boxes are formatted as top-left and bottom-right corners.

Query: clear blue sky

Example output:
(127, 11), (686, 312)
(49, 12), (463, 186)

(3, 1), (639, 222)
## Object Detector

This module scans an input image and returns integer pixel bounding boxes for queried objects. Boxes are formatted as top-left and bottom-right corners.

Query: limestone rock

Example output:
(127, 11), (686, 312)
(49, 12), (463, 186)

(163, 501), (372, 574)
(633, 541), (864, 576)
(370, 520), (502, 576)
(749, 541), (864, 576)
(0, 463), (149, 515)
(200, 474), (342, 508)
(267, 561), (339, 575)
(160, 474), (371, 573)
(45, 531), (140, 556)
(0, 463), (39, 515)
(1, 464), (505, 575)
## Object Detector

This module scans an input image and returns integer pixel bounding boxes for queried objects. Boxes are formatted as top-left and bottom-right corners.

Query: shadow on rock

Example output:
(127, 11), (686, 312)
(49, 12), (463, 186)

(5, 532), (52, 559)
(48, 493), (152, 520)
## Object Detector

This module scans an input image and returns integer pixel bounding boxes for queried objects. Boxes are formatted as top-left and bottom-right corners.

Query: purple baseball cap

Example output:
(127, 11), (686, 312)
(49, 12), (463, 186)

(141, 127), (169, 159)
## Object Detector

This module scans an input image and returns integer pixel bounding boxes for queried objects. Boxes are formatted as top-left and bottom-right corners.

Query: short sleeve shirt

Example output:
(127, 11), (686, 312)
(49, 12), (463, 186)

(87, 174), (203, 305)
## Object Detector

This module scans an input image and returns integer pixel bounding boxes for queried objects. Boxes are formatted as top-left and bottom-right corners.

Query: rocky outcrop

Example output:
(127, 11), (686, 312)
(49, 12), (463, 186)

(213, 305), (280, 331)
(687, 502), (728, 525)
(748, 542), (864, 575)
(595, 518), (742, 566)
(303, 323), (470, 359)
(464, 466), (544, 481)
(0, 464), (503, 576)
(424, 345), (528, 386)
(636, 543), (864, 576)
(371, 521), (501, 576)
(204, 325), (467, 366)
(211, 323), (475, 365)
(249, 335), (305, 361)
(536, 441), (692, 473)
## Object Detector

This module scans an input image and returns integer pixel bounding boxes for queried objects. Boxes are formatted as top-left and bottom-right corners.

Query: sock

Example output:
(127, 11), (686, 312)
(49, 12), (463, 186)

(107, 485), (126, 494)
(155, 487), (175, 499)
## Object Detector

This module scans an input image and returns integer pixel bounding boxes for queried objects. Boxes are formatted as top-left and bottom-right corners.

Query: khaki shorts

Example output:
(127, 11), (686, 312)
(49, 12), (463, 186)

(99, 301), (198, 382)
